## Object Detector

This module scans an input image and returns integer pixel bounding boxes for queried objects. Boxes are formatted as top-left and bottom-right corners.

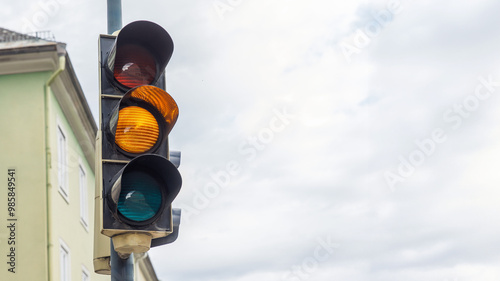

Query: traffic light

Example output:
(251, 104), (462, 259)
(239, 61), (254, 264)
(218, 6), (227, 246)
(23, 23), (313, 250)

(150, 208), (181, 247)
(96, 20), (181, 256)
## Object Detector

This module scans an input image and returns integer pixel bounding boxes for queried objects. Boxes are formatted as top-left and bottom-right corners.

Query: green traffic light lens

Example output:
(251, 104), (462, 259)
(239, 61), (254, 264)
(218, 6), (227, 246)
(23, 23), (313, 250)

(118, 170), (162, 222)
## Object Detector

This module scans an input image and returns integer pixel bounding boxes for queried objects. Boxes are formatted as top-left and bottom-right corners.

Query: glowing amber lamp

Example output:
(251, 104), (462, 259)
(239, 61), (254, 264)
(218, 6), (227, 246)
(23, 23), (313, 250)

(115, 106), (159, 154)
(128, 85), (179, 135)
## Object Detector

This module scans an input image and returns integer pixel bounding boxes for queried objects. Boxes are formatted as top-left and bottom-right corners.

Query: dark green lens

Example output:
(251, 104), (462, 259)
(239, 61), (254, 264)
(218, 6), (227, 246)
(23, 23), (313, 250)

(118, 170), (162, 222)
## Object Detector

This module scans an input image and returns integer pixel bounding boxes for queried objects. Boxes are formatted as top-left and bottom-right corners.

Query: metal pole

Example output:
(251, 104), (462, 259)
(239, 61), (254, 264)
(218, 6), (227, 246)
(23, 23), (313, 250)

(110, 240), (134, 281)
(107, 0), (122, 34)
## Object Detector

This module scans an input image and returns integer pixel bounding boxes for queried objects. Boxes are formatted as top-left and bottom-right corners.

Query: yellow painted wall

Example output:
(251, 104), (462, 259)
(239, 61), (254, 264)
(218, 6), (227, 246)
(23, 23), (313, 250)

(0, 70), (109, 280)
(47, 86), (108, 281)
(0, 71), (50, 280)
(0, 53), (156, 281)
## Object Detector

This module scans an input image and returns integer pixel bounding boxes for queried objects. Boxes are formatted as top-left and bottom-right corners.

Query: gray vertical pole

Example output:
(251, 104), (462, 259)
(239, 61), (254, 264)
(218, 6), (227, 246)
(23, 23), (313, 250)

(107, 0), (122, 34)
(110, 240), (134, 281)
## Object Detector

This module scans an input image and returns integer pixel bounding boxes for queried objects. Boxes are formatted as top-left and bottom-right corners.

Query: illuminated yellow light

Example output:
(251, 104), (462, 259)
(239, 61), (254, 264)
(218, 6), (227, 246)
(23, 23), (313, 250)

(115, 106), (159, 154)
(129, 86), (179, 134)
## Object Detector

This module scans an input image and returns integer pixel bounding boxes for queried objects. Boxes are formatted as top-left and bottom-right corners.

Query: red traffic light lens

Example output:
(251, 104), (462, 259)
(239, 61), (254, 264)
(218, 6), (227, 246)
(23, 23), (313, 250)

(113, 44), (156, 88)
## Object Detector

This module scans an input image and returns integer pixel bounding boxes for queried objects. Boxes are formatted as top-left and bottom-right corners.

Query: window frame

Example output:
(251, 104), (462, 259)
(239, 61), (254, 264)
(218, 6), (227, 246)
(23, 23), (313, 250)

(57, 124), (69, 203)
(59, 239), (71, 281)
(79, 163), (89, 230)
(81, 265), (90, 281)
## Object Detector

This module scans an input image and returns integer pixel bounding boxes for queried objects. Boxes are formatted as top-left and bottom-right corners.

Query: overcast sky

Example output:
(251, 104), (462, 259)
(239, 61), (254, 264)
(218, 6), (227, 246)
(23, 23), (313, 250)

(4, 0), (500, 280)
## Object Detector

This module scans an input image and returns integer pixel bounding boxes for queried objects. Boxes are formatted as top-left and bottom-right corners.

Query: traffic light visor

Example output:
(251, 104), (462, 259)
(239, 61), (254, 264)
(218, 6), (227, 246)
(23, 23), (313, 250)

(106, 20), (174, 89)
(109, 155), (182, 225)
(111, 85), (178, 154)
(128, 86), (179, 133)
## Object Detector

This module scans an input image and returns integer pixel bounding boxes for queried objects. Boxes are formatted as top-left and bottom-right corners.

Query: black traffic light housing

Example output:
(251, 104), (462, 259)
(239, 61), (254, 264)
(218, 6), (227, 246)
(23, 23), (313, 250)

(96, 20), (182, 255)
(103, 20), (173, 92)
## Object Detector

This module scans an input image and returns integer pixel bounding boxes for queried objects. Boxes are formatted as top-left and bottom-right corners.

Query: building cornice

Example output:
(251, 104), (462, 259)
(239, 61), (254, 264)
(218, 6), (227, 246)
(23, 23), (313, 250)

(0, 40), (97, 172)
(0, 44), (60, 75)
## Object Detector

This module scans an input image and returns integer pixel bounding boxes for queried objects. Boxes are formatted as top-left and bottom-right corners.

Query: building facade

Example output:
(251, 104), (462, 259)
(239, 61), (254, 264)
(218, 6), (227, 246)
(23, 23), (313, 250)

(0, 28), (158, 281)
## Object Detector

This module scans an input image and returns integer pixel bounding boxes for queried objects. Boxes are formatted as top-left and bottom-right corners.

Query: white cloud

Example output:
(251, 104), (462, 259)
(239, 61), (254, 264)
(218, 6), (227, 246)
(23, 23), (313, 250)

(4, 0), (500, 280)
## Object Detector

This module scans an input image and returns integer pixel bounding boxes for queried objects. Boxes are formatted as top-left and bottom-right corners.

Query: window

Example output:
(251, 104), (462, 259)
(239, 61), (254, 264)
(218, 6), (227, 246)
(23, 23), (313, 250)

(60, 240), (70, 281)
(79, 164), (88, 229)
(58, 125), (68, 201)
(82, 266), (90, 281)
